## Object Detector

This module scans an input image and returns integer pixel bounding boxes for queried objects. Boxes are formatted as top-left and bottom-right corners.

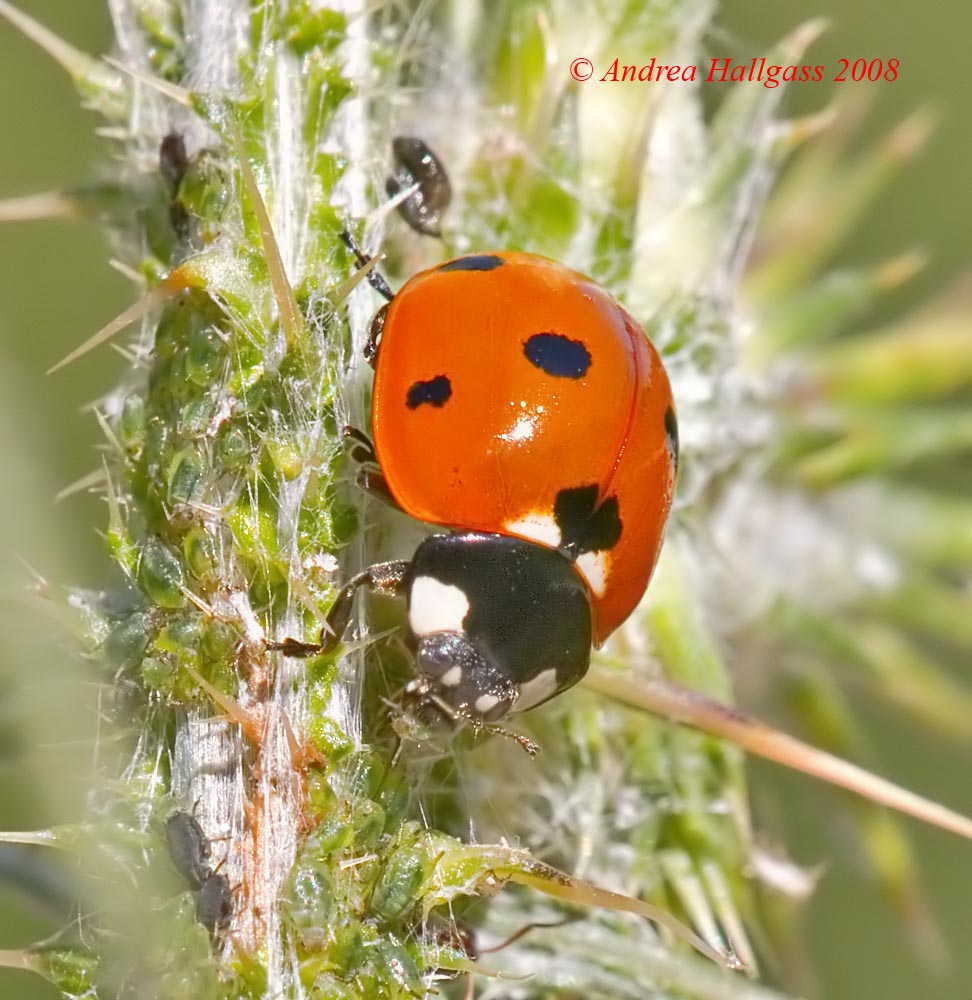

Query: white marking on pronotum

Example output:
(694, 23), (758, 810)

(505, 512), (561, 548)
(515, 668), (559, 711)
(440, 666), (463, 687)
(576, 551), (610, 597)
(408, 576), (470, 636)
(475, 693), (501, 714)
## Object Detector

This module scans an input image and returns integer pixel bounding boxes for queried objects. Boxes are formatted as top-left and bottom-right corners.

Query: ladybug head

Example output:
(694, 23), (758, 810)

(409, 631), (520, 723)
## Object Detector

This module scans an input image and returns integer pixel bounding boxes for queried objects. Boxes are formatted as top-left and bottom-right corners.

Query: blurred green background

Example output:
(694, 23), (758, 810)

(0, 2), (968, 998)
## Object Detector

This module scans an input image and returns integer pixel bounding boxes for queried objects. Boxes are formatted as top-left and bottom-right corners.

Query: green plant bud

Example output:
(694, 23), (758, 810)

(267, 436), (305, 480)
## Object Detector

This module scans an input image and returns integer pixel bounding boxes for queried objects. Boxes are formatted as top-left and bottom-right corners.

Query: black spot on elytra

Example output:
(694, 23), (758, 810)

(406, 375), (452, 409)
(665, 406), (679, 470)
(439, 254), (504, 272)
(554, 485), (598, 545)
(554, 484), (623, 556)
(524, 332), (591, 379)
(581, 496), (622, 552)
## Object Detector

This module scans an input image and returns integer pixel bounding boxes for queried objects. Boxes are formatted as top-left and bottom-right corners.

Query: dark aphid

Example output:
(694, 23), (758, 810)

(159, 132), (189, 191)
(385, 136), (451, 237)
(165, 810), (213, 890)
(196, 871), (234, 937)
(159, 131), (189, 237)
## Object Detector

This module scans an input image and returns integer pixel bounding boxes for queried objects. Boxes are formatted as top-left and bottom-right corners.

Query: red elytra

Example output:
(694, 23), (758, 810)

(370, 251), (677, 645)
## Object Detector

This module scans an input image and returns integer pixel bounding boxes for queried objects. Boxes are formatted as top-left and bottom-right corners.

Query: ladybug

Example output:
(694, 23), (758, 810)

(273, 241), (678, 731)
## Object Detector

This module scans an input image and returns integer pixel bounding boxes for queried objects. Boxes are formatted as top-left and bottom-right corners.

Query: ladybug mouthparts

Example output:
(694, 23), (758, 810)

(411, 632), (521, 723)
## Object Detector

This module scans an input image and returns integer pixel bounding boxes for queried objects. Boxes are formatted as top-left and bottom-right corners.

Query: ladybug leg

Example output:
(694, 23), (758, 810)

(336, 230), (388, 364)
(355, 468), (400, 509)
(264, 635), (324, 657)
(480, 723), (539, 757)
(364, 301), (388, 366)
(266, 560), (410, 657)
(341, 426), (406, 513)
(342, 425), (377, 464)
(339, 229), (394, 303)
(320, 560), (409, 650)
